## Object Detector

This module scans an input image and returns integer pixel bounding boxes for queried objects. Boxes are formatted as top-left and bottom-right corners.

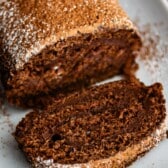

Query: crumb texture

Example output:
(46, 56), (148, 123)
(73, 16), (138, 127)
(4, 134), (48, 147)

(5, 28), (141, 108)
(14, 80), (166, 167)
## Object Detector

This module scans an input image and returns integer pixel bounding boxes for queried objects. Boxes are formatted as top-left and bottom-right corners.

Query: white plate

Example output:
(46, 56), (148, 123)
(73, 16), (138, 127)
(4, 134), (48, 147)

(0, 0), (168, 167)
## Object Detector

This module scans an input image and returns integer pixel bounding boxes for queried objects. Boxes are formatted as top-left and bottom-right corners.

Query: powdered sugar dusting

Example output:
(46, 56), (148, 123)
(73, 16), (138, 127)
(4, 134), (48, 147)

(0, 1), (51, 69)
(35, 157), (90, 168)
(0, 0), (135, 70)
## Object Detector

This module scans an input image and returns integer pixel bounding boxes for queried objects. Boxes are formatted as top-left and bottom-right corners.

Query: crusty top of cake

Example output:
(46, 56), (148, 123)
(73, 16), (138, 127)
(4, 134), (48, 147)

(0, 0), (136, 70)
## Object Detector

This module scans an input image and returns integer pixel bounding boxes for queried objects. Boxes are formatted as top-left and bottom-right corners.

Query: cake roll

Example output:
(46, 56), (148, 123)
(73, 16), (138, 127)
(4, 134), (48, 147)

(0, 0), (141, 108)
(14, 80), (166, 167)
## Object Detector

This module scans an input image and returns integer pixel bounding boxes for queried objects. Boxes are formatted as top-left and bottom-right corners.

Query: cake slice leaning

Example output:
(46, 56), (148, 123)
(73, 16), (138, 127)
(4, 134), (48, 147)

(0, 0), (141, 108)
(14, 80), (166, 168)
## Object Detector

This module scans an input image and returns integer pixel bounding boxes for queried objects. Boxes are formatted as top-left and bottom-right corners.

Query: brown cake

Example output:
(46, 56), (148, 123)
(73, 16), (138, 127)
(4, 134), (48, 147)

(14, 80), (166, 168)
(0, 0), (141, 108)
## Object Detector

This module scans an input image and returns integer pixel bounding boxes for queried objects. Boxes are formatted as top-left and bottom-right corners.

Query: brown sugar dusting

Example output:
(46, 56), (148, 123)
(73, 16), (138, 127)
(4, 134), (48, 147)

(0, 0), (134, 70)
(137, 23), (164, 62)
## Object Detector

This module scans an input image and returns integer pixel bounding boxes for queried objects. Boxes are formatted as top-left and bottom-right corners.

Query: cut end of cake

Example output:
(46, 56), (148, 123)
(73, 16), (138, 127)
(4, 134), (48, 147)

(0, 0), (141, 108)
(14, 80), (166, 168)
(34, 121), (166, 168)
(5, 28), (141, 108)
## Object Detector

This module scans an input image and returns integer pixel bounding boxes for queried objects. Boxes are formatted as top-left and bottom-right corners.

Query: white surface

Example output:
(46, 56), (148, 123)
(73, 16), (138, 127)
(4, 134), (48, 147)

(0, 0), (168, 168)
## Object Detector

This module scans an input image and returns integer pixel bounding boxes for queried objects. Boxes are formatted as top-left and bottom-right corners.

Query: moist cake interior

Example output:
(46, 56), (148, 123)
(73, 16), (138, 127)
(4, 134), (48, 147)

(15, 81), (165, 164)
(6, 29), (141, 107)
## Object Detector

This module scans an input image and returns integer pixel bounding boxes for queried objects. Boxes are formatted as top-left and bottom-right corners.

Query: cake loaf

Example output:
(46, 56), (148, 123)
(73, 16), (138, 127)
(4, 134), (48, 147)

(0, 0), (141, 108)
(14, 80), (166, 168)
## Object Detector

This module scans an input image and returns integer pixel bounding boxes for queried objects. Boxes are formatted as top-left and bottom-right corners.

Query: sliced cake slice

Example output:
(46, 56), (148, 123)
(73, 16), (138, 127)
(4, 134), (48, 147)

(14, 80), (166, 168)
(0, 0), (141, 108)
